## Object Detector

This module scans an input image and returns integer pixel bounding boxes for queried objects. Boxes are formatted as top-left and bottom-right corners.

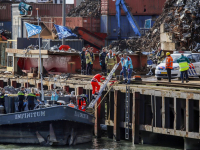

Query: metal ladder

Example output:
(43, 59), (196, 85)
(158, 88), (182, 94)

(88, 63), (119, 108)
(125, 85), (130, 139)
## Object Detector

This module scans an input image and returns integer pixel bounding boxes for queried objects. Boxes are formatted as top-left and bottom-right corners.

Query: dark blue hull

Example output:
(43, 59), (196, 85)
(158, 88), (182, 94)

(0, 106), (94, 145)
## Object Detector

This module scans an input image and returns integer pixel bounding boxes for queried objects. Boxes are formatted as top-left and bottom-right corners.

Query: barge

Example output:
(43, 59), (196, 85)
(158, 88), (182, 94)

(0, 105), (94, 145)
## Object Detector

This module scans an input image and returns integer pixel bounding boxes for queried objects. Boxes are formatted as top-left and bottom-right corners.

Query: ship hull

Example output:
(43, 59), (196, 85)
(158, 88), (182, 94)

(0, 106), (94, 145)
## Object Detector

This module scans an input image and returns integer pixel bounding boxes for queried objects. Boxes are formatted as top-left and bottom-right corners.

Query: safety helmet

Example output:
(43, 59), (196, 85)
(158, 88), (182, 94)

(166, 52), (170, 56)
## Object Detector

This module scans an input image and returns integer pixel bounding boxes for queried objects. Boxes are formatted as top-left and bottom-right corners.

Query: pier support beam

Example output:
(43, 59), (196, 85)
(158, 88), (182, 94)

(132, 91), (135, 145)
(11, 80), (17, 88)
(94, 97), (101, 138)
(0, 80), (4, 88)
(113, 90), (120, 141)
(134, 92), (140, 144)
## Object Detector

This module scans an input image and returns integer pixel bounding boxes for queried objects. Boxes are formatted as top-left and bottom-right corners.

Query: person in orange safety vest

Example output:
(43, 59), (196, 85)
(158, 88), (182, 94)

(77, 96), (87, 111)
(165, 52), (173, 82)
(91, 73), (106, 96)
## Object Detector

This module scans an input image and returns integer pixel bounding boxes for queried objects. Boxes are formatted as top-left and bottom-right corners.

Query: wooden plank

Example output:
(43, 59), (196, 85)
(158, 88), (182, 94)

(113, 90), (120, 141)
(174, 97), (177, 131)
(6, 48), (48, 54)
(162, 96), (165, 128)
(132, 90), (135, 145)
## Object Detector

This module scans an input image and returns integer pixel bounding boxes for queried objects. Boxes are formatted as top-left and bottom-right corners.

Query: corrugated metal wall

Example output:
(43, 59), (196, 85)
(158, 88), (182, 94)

(0, 3), (74, 21)
(101, 15), (159, 39)
(101, 0), (166, 15)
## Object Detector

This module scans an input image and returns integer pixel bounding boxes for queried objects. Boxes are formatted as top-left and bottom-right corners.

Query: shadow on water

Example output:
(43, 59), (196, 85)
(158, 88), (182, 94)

(0, 137), (182, 150)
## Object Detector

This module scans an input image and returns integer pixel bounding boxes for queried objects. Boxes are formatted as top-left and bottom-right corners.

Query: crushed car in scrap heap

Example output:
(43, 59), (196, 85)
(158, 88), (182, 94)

(109, 0), (200, 52)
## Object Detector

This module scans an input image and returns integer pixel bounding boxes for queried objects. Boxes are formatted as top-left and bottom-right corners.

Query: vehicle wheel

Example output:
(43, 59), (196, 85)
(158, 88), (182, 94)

(178, 77), (181, 81)
(157, 78), (161, 80)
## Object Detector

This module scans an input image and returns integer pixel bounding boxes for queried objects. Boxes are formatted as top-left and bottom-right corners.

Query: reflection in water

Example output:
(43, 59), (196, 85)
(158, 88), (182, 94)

(0, 137), (181, 150)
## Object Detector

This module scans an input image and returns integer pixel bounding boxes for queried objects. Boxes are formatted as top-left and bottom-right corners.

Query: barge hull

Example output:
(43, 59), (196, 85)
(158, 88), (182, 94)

(0, 120), (93, 145)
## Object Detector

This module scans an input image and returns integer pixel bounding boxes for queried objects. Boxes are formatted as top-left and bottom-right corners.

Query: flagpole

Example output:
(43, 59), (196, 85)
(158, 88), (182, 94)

(36, 8), (44, 101)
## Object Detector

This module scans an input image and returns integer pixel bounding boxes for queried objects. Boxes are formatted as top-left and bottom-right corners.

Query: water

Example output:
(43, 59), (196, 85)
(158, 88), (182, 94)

(0, 138), (182, 150)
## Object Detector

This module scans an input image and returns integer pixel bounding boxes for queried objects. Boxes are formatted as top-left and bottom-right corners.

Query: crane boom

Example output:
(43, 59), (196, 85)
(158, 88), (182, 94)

(116, 0), (141, 39)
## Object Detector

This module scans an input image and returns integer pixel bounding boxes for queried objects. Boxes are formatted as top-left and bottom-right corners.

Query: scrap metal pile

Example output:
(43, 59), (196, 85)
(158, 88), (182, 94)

(67, 1), (101, 18)
(110, 0), (200, 52)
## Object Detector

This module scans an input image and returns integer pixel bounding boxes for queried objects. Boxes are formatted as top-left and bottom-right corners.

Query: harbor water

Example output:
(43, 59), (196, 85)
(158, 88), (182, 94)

(0, 137), (182, 150)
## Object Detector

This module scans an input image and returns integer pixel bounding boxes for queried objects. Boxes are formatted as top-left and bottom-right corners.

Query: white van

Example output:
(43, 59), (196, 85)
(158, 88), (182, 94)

(155, 52), (200, 80)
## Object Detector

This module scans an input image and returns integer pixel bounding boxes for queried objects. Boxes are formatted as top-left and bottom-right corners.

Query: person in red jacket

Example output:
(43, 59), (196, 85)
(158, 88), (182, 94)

(91, 73), (106, 95)
(77, 96), (87, 111)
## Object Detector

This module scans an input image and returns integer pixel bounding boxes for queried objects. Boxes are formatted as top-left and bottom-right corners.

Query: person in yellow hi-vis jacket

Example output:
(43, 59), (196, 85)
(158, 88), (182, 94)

(86, 48), (92, 75)
(90, 47), (95, 75)
(105, 50), (117, 76)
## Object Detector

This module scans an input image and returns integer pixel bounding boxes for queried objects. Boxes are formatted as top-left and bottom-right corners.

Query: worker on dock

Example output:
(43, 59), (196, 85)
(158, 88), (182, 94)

(177, 53), (190, 83)
(91, 73), (106, 96)
(123, 53), (133, 84)
(118, 54), (125, 75)
(18, 87), (25, 112)
(0, 88), (6, 114)
(99, 48), (108, 76)
(77, 95), (87, 111)
(105, 50), (117, 76)
(156, 47), (165, 64)
(90, 47), (95, 75)
(165, 52), (173, 82)
(86, 48), (92, 75)
(80, 47), (86, 75)
(51, 89), (60, 101)
(26, 88), (40, 110)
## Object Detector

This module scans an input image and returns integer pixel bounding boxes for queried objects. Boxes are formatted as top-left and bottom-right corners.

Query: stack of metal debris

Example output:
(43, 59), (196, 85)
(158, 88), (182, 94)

(110, 0), (200, 52)
(67, 1), (101, 18)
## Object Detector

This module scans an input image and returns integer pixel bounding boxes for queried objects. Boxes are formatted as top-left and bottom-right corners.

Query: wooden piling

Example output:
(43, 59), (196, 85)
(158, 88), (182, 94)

(174, 97), (177, 131)
(135, 92), (140, 144)
(132, 90), (135, 145)
(113, 90), (120, 141)
(162, 96), (165, 128)
(94, 97), (101, 138)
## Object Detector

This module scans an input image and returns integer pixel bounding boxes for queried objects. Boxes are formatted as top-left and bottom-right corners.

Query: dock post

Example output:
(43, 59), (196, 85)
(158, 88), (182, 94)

(63, 86), (69, 92)
(113, 90), (120, 141)
(0, 80), (4, 88)
(135, 92), (140, 144)
(11, 80), (17, 88)
(132, 90), (135, 145)
(77, 87), (83, 95)
(94, 97), (101, 138)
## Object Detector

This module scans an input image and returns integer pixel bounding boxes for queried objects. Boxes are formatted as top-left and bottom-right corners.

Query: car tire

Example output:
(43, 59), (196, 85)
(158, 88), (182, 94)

(178, 77), (181, 81)
(157, 78), (161, 80)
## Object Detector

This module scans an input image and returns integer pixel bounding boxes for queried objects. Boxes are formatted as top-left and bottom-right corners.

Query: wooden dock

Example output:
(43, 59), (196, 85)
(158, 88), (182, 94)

(1, 75), (200, 149)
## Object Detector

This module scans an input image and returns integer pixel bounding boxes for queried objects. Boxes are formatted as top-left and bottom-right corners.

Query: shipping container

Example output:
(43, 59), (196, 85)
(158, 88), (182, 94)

(101, 15), (158, 39)
(0, 3), (74, 21)
(101, 0), (166, 15)
(0, 21), (12, 32)
(0, 3), (11, 21)
(41, 17), (101, 33)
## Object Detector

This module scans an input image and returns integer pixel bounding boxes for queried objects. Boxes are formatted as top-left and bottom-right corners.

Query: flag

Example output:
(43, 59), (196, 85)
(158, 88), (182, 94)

(24, 22), (42, 38)
(54, 24), (77, 39)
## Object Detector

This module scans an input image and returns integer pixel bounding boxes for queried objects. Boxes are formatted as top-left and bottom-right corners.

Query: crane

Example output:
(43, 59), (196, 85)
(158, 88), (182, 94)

(116, 0), (141, 39)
